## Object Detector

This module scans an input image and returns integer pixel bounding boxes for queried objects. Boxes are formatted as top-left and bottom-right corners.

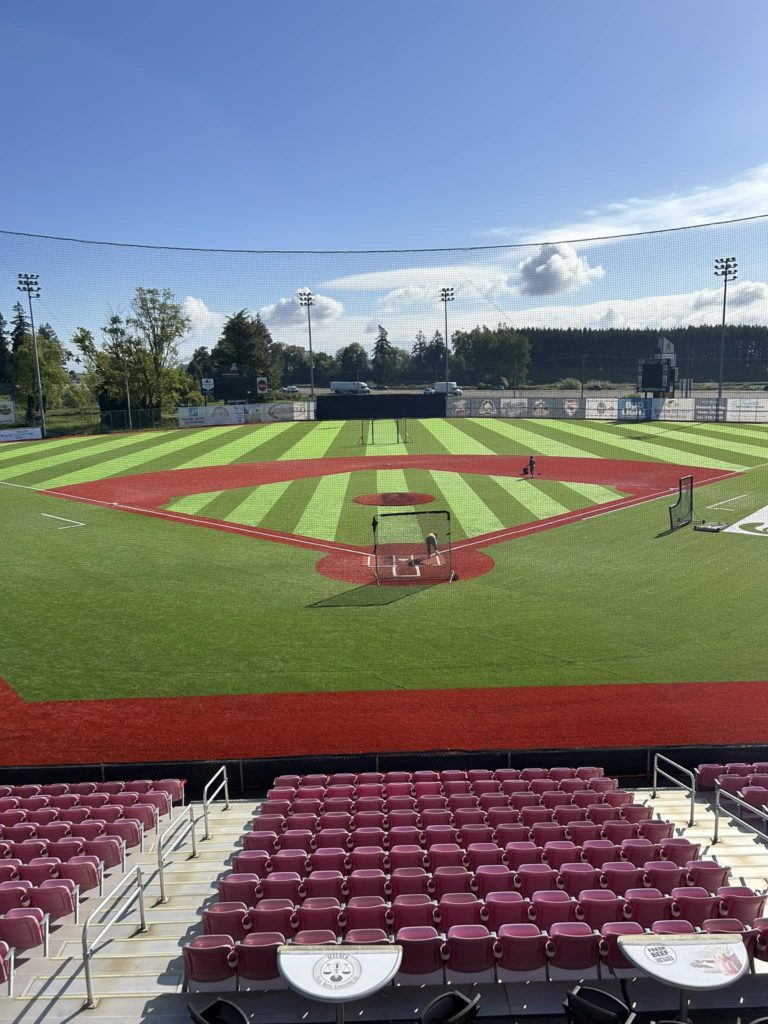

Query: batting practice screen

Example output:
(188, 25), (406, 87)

(669, 474), (694, 531)
(372, 510), (454, 584)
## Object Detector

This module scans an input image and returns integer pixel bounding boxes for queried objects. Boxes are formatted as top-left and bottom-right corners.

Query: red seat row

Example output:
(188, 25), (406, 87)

(184, 913), (768, 991)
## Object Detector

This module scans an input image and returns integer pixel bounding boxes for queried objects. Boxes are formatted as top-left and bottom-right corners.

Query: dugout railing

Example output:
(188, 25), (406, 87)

(713, 784), (768, 846)
(652, 752), (696, 827)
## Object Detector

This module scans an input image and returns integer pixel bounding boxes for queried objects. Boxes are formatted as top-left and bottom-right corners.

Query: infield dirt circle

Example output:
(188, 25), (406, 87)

(354, 491), (435, 506)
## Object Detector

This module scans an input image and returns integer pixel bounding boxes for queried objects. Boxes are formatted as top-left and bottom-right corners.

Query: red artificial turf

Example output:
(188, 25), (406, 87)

(0, 675), (766, 766)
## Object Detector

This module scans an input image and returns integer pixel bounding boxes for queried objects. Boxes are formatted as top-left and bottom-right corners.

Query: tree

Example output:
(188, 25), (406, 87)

(8, 322), (73, 412)
(451, 324), (530, 385)
(0, 313), (9, 383)
(210, 310), (275, 377)
(425, 330), (447, 380)
(272, 343), (310, 385)
(372, 325), (394, 384)
(186, 346), (215, 381)
(74, 287), (194, 412)
(10, 303), (28, 353)
(335, 342), (369, 380)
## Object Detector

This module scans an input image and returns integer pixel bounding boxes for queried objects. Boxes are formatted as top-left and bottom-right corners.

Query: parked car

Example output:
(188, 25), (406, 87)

(374, 384), (388, 390)
(280, 385), (300, 395)
(423, 387), (435, 395)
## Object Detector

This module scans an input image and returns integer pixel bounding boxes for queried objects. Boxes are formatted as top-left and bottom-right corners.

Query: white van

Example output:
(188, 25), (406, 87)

(433, 381), (463, 396)
(330, 381), (371, 394)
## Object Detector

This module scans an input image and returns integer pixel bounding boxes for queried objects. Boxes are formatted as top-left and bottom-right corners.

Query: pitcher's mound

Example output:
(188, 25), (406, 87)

(354, 492), (434, 506)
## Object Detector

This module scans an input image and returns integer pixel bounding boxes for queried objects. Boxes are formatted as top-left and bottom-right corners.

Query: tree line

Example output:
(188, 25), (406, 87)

(3, 286), (768, 420)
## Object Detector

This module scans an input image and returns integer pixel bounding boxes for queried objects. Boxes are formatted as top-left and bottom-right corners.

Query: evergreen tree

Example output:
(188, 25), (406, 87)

(210, 310), (275, 376)
(186, 346), (215, 381)
(10, 302), (28, 352)
(372, 324), (394, 384)
(0, 313), (9, 382)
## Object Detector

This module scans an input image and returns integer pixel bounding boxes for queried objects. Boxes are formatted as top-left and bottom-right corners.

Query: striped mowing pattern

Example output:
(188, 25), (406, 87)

(4, 418), (763, 492)
(163, 469), (627, 545)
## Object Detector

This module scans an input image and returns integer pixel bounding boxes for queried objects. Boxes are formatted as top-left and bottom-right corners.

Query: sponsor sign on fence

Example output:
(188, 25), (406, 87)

(694, 397), (723, 422)
(726, 397), (768, 423)
(0, 427), (42, 442)
(179, 403), (313, 427)
(586, 397), (619, 419)
(618, 398), (651, 421)
(654, 398), (695, 421)
(178, 405), (246, 427)
(0, 401), (15, 425)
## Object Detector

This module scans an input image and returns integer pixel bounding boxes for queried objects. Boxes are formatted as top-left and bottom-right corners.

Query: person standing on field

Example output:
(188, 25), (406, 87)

(528, 456), (536, 477)
(425, 532), (439, 558)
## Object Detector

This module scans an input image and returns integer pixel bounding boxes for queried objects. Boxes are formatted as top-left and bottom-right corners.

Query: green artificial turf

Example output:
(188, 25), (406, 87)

(1, 418), (767, 702)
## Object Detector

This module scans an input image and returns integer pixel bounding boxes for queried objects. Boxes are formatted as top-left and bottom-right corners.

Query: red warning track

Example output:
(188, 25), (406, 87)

(0, 676), (766, 766)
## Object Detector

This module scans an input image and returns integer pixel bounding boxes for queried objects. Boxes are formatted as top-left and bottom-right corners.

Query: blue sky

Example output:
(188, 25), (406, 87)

(1, 0), (767, 358)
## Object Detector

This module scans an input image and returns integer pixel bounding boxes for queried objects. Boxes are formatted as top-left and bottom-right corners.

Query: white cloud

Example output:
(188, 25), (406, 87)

(485, 164), (768, 243)
(258, 291), (343, 327)
(500, 281), (768, 332)
(181, 296), (226, 350)
(690, 280), (768, 312)
(517, 243), (604, 296)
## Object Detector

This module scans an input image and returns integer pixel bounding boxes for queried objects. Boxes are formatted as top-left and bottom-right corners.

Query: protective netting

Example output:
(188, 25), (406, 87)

(2, 215), (768, 386)
(669, 475), (694, 531)
(372, 510), (454, 584)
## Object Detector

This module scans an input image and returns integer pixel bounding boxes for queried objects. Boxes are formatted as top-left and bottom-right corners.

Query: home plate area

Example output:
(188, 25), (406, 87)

(316, 545), (495, 585)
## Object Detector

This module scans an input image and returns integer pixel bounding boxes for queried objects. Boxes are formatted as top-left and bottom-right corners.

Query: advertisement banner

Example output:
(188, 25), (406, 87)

(0, 401), (14, 425)
(501, 397), (531, 418)
(726, 397), (768, 423)
(618, 397), (651, 421)
(694, 397), (723, 422)
(654, 398), (695, 421)
(178, 405), (246, 427)
(0, 427), (42, 442)
(586, 397), (619, 419)
(446, 397), (470, 416)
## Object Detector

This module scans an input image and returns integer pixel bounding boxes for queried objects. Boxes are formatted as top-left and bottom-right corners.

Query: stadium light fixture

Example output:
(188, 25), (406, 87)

(16, 273), (46, 438)
(439, 287), (455, 386)
(298, 289), (316, 400)
(714, 257), (738, 414)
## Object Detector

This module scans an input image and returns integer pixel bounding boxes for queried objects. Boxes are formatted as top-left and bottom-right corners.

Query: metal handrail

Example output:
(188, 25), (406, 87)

(713, 784), (768, 844)
(652, 753), (696, 827)
(157, 805), (198, 903)
(81, 864), (147, 1009)
(202, 764), (230, 840)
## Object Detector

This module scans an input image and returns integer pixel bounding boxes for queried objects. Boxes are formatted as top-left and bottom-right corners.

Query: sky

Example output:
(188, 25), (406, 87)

(1, 0), (768, 360)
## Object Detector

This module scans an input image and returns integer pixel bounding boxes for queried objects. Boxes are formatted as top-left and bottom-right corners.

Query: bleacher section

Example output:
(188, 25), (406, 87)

(0, 776), (183, 979)
(2, 764), (768, 1022)
(185, 766), (768, 1004)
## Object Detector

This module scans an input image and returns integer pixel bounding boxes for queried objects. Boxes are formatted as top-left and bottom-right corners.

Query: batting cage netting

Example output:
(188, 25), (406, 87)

(372, 510), (455, 584)
(669, 474), (694, 531)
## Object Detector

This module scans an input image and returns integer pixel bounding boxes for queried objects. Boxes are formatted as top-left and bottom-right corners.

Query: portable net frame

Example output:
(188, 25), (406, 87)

(358, 419), (412, 446)
(372, 510), (455, 584)
(669, 474), (694, 531)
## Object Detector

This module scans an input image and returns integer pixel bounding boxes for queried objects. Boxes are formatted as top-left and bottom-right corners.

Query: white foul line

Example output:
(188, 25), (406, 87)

(707, 494), (747, 509)
(41, 513), (85, 529)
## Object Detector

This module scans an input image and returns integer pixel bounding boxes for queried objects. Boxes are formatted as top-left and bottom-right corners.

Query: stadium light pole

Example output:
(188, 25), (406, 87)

(298, 289), (316, 399)
(17, 273), (46, 438)
(439, 287), (454, 384)
(714, 257), (737, 417)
